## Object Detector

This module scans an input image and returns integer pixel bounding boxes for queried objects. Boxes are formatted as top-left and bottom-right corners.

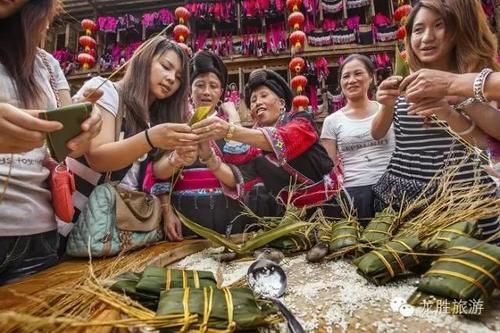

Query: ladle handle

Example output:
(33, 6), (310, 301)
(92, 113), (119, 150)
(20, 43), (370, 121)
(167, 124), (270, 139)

(271, 298), (305, 333)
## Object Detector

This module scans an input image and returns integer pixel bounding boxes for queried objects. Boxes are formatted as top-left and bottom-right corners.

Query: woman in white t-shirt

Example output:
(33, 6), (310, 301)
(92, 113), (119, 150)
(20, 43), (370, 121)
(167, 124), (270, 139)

(321, 54), (394, 226)
(0, 0), (102, 284)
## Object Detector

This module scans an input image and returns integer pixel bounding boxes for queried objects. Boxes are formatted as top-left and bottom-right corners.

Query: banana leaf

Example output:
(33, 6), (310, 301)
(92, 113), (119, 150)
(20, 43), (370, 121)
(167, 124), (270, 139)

(135, 267), (217, 296)
(354, 236), (422, 285)
(413, 236), (500, 301)
(360, 207), (397, 246)
(328, 218), (360, 253)
(107, 272), (159, 310)
(189, 106), (212, 126)
(421, 221), (481, 253)
(157, 287), (274, 332)
(268, 232), (314, 253)
(176, 209), (310, 254)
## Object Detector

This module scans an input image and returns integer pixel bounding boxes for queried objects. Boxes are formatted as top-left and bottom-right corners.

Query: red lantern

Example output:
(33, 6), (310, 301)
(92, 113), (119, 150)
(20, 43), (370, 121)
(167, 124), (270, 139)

(288, 12), (305, 30)
(173, 24), (190, 43)
(291, 75), (308, 93)
(293, 95), (309, 111)
(289, 30), (306, 49)
(394, 5), (412, 22)
(79, 35), (96, 52)
(396, 26), (406, 40)
(175, 6), (190, 25)
(286, 0), (303, 12)
(77, 52), (95, 70)
(81, 19), (96, 35)
(289, 57), (305, 74)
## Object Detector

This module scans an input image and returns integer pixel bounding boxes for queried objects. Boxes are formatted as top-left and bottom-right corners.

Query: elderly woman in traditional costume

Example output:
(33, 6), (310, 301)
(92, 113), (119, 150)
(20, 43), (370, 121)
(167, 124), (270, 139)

(192, 69), (340, 215)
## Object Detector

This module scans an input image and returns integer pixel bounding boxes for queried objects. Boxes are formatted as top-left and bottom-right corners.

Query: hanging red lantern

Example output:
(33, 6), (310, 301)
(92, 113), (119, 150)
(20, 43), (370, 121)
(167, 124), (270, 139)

(291, 75), (308, 93)
(289, 30), (306, 49)
(77, 53), (95, 70)
(79, 35), (96, 52)
(293, 95), (309, 111)
(286, 0), (303, 12)
(81, 19), (96, 36)
(173, 24), (190, 43)
(175, 6), (191, 25)
(394, 5), (412, 22)
(396, 26), (406, 40)
(289, 57), (305, 74)
(288, 12), (305, 30)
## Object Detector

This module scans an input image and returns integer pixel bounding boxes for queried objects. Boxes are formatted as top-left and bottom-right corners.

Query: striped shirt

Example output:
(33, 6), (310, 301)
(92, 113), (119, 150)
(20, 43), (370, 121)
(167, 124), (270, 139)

(374, 97), (499, 240)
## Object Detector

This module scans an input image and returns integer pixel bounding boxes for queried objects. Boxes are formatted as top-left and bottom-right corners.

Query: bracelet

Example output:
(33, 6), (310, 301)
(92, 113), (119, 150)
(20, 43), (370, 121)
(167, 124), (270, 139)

(199, 149), (215, 164)
(144, 129), (156, 150)
(225, 123), (236, 140)
(473, 68), (493, 103)
(455, 120), (476, 136)
(453, 97), (477, 112)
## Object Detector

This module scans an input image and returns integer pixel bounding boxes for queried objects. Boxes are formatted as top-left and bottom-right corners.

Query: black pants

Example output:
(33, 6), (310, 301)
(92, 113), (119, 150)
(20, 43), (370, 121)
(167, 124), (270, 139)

(172, 191), (250, 237)
(345, 185), (379, 227)
(0, 230), (59, 285)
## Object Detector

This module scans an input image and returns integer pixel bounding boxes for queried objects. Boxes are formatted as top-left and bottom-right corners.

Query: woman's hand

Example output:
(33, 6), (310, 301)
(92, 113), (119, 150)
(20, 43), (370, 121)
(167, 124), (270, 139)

(198, 141), (213, 160)
(162, 204), (184, 242)
(0, 103), (62, 154)
(376, 76), (403, 110)
(174, 146), (198, 167)
(400, 69), (457, 103)
(149, 123), (199, 150)
(408, 98), (453, 121)
(68, 107), (103, 158)
(191, 117), (230, 141)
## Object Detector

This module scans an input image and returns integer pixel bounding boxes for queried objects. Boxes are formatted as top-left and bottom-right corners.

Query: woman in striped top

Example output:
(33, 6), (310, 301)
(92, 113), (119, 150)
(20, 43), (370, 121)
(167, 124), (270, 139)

(371, 0), (499, 243)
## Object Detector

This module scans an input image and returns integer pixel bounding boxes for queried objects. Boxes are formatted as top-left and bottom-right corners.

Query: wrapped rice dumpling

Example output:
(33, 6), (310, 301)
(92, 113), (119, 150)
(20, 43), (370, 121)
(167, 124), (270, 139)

(136, 267), (217, 296)
(411, 237), (499, 302)
(328, 218), (360, 254)
(360, 207), (397, 246)
(268, 233), (314, 253)
(107, 272), (159, 310)
(421, 221), (481, 252)
(157, 287), (273, 332)
(354, 236), (422, 285)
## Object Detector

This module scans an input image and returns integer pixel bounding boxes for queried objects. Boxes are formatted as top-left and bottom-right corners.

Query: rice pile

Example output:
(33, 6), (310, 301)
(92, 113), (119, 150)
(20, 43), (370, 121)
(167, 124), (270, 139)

(171, 248), (500, 333)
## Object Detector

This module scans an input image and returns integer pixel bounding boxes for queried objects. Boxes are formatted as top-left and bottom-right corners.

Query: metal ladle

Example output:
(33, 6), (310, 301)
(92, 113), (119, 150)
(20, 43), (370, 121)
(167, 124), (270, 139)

(247, 259), (305, 333)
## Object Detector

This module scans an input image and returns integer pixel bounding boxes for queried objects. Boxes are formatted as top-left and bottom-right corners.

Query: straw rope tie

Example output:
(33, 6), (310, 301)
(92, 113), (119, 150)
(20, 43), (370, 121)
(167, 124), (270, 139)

(392, 240), (420, 265)
(372, 251), (395, 278)
(166, 268), (172, 289)
(223, 288), (236, 332)
(181, 287), (191, 332)
(200, 287), (214, 333)
(426, 269), (489, 299)
(384, 244), (406, 273)
(435, 258), (499, 288)
(449, 246), (500, 266)
(193, 270), (201, 288)
(182, 270), (188, 288)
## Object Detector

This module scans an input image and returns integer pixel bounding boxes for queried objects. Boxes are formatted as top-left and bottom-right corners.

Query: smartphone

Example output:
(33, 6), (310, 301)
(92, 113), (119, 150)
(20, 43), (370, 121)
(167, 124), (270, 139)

(39, 102), (93, 162)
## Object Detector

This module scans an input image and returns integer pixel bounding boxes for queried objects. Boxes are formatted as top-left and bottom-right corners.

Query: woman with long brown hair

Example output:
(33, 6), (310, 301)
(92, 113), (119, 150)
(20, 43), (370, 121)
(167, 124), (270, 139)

(372, 0), (499, 243)
(69, 37), (199, 224)
(0, 0), (102, 284)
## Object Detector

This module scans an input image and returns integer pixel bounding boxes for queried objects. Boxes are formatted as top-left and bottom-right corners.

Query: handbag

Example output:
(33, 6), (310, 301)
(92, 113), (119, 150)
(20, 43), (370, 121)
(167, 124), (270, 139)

(66, 182), (163, 257)
(40, 51), (76, 223)
(66, 89), (163, 258)
(45, 158), (76, 222)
